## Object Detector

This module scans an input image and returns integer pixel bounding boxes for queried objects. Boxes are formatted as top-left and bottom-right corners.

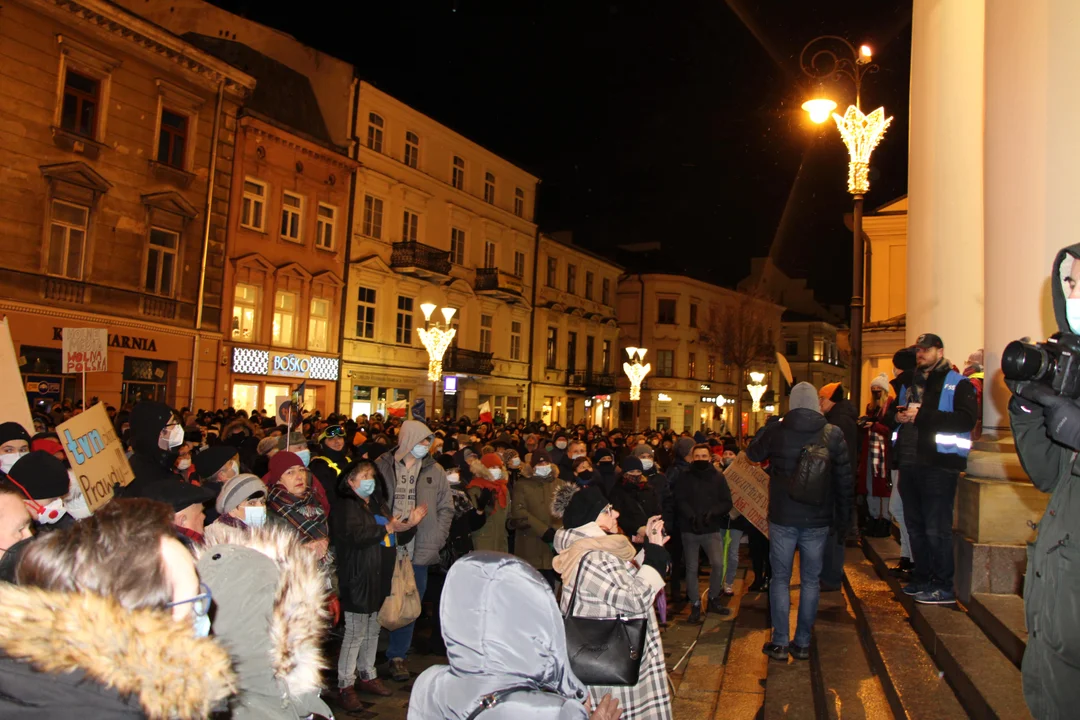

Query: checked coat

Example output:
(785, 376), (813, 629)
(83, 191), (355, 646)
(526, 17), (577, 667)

(553, 524), (672, 720)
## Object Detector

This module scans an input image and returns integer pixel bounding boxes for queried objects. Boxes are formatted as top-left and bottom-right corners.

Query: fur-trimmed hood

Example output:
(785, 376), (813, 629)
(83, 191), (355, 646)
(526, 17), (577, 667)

(466, 456), (502, 482)
(0, 584), (237, 719)
(550, 481), (579, 520)
(196, 524), (330, 716)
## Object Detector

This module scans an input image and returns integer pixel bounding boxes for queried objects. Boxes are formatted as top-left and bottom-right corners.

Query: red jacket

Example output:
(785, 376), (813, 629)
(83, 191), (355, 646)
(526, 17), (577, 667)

(857, 403), (891, 498)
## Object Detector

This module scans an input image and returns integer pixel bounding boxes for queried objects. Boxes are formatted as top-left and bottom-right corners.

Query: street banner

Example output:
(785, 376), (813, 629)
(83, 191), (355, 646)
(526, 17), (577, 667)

(0, 318), (34, 435)
(57, 403), (134, 513)
(724, 452), (770, 538)
(62, 327), (108, 373)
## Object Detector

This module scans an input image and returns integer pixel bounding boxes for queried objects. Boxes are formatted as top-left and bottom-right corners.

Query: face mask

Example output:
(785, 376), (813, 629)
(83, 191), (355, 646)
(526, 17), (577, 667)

(510, 457), (521, 468)
(193, 612), (211, 638)
(555, 440), (567, 450)
(176, 457), (191, 471)
(411, 444), (429, 459)
(576, 470), (594, 485)
(244, 505), (267, 528)
(355, 479), (376, 498)
(0, 451), (27, 474)
(691, 460), (712, 473)
(1068, 298), (1080, 333)
(295, 449), (311, 467)
(36, 498), (66, 524)
(722, 458), (734, 468)
(569, 452), (584, 460)
(447, 472), (460, 485)
(489, 467), (503, 480)
(159, 424), (185, 451)
(227, 461), (239, 478)
(535, 464), (552, 477)
(641, 458), (654, 471)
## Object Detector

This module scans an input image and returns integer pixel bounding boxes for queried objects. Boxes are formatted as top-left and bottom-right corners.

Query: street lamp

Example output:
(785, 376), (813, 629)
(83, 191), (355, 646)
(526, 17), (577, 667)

(623, 347), (650, 431)
(801, 35), (892, 411)
(417, 303), (456, 420)
(747, 371), (768, 413)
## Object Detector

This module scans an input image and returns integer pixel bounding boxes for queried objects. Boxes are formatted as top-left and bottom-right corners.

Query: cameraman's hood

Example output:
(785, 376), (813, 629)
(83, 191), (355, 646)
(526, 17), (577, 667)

(1053, 244), (1080, 332)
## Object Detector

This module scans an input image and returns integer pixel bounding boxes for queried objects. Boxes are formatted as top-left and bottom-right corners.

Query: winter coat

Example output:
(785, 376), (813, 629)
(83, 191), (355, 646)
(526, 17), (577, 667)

(1011, 242), (1080, 720)
(671, 462), (733, 535)
(884, 361), (979, 472)
(511, 465), (568, 571)
(609, 477), (664, 540)
(465, 459), (509, 553)
(858, 404), (892, 498)
(196, 524), (332, 720)
(408, 553), (590, 719)
(309, 446), (350, 511)
(375, 422), (454, 566)
(121, 400), (187, 498)
(0, 584), (237, 718)
(746, 407), (853, 530)
(592, 448), (617, 496)
(553, 524), (671, 720)
(825, 398), (859, 467)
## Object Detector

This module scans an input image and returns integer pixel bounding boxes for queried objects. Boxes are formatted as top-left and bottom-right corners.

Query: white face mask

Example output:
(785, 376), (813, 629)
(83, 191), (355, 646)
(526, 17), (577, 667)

(1067, 297), (1080, 333)
(159, 424), (185, 451)
(569, 452), (584, 460)
(447, 472), (460, 485)
(36, 498), (66, 525)
(535, 464), (552, 477)
(0, 451), (27, 474)
(193, 612), (211, 638)
(641, 458), (654, 471)
(489, 467), (503, 480)
(295, 449), (311, 467)
(411, 444), (429, 459)
(555, 440), (568, 450)
(244, 505), (267, 528)
(176, 457), (192, 471)
(510, 457), (521, 468)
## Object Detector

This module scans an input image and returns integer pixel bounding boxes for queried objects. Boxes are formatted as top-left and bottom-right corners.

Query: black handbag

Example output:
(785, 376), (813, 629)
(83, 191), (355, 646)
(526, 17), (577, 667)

(562, 551), (648, 686)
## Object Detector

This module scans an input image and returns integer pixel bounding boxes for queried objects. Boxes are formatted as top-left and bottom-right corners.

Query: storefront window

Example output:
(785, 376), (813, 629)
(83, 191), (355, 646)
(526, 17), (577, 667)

(272, 291), (297, 347)
(232, 383), (259, 413)
(352, 385), (372, 420)
(232, 284), (259, 342)
(122, 357), (171, 406)
(506, 396), (520, 422)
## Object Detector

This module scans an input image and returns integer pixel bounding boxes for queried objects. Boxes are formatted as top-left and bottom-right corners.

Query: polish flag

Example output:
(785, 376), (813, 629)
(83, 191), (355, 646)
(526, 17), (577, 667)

(478, 401), (493, 423)
(388, 399), (409, 418)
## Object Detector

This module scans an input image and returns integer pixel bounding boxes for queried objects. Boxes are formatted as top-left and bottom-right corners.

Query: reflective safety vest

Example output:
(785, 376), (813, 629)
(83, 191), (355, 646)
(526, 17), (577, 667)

(890, 370), (972, 458)
(314, 456), (342, 476)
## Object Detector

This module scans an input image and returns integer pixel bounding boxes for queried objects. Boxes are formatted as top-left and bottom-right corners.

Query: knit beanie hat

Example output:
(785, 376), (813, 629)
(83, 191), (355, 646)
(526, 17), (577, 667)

(531, 449), (554, 467)
(790, 382), (822, 413)
(216, 473), (266, 515)
(480, 452), (504, 469)
(632, 444), (654, 459)
(619, 456), (643, 474)
(893, 346), (917, 372)
(6, 451), (70, 499)
(674, 437), (695, 460)
(0, 422), (31, 447)
(265, 451), (304, 486)
(819, 382), (844, 402)
(560, 485), (610, 529)
(870, 373), (891, 392)
(257, 436), (279, 456)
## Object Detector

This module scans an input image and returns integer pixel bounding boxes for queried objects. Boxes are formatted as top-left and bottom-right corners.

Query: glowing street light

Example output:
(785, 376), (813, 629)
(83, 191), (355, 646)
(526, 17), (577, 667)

(802, 97), (838, 125)
(623, 347), (650, 402)
(747, 371), (768, 413)
(417, 303), (456, 419)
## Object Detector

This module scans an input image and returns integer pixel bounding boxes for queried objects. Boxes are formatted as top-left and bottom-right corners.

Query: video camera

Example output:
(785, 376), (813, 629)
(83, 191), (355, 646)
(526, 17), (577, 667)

(1002, 332), (1080, 399)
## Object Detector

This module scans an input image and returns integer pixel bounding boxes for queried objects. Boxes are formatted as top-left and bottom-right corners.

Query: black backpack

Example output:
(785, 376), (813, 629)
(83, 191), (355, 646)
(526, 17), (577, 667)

(787, 427), (831, 506)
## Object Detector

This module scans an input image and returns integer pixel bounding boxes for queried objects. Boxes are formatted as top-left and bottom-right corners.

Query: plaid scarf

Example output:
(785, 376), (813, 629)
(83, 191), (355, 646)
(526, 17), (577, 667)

(175, 525), (204, 546)
(267, 483), (328, 541)
(869, 430), (886, 478)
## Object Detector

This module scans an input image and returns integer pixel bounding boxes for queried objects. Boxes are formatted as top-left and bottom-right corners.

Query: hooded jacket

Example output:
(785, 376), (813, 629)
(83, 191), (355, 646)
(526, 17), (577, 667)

(408, 552), (590, 719)
(0, 584), (237, 718)
(195, 524), (332, 720)
(1010, 243), (1080, 719)
(121, 401), (185, 498)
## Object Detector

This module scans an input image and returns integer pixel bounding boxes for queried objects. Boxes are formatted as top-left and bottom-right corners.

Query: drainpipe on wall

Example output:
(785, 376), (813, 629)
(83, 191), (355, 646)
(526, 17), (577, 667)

(525, 221), (541, 422)
(192, 80), (225, 409)
(335, 77), (360, 415)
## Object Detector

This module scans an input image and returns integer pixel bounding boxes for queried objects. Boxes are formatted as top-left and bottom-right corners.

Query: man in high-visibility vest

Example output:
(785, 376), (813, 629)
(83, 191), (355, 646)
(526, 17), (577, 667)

(309, 424), (351, 512)
(885, 333), (978, 606)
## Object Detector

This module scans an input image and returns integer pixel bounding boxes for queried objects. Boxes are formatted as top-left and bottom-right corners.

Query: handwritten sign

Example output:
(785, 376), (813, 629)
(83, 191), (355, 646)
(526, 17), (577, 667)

(62, 328), (108, 373)
(57, 403), (133, 513)
(724, 452), (770, 538)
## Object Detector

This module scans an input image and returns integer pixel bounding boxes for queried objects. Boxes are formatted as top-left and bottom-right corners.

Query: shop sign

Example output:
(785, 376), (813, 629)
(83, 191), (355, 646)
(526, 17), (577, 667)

(270, 352), (312, 377)
(699, 383), (712, 391)
(62, 328), (108, 373)
(57, 404), (134, 514)
(443, 376), (458, 395)
(700, 396), (716, 403)
(657, 393), (672, 402)
(52, 327), (157, 352)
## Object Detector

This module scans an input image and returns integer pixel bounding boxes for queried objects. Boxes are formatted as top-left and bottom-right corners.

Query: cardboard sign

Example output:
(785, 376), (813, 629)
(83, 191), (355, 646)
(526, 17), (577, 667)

(724, 452), (770, 538)
(0, 318), (34, 436)
(57, 403), (134, 513)
(62, 328), (108, 373)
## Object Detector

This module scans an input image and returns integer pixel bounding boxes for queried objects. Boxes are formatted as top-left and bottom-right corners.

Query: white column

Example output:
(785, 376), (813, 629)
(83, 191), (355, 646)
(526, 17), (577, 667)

(906, 0), (985, 360)
(983, 0), (1080, 433)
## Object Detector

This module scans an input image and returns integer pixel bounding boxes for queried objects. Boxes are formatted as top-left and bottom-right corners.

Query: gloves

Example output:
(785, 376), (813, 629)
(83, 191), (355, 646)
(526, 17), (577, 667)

(541, 527), (557, 544)
(641, 543), (671, 576)
(1007, 379), (1058, 406)
(477, 488), (494, 510)
(1042, 394), (1080, 451)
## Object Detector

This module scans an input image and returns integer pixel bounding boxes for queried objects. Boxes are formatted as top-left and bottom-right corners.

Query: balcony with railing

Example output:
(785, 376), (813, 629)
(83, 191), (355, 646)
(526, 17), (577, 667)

(390, 241), (451, 279)
(474, 267), (525, 304)
(569, 370), (618, 394)
(443, 346), (494, 376)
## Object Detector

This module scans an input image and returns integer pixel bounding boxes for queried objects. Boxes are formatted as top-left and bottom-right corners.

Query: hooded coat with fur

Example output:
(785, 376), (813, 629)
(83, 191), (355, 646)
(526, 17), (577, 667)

(465, 457), (509, 553)
(0, 584), (237, 719)
(196, 524), (332, 720)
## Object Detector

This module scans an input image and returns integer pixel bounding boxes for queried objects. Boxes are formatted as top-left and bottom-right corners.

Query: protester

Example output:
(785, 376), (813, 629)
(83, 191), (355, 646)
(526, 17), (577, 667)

(0, 422), (31, 477)
(609, 456), (661, 546)
(511, 449), (566, 590)
(309, 424), (351, 511)
(0, 481), (33, 582)
(5, 451), (73, 530)
(466, 452), (510, 552)
(859, 374), (895, 538)
(817, 382), (859, 592)
(592, 447), (618, 496)
(265, 452), (330, 563)
(887, 346), (917, 580)
(212, 473), (275, 531)
(123, 401), (187, 495)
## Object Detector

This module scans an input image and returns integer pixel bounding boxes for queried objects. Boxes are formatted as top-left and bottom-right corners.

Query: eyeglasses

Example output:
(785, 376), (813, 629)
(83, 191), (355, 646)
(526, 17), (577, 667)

(166, 582), (212, 616)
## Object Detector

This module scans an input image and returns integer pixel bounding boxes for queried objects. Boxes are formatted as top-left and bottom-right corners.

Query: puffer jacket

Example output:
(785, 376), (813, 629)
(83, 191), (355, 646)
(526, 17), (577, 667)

(825, 398), (859, 466)
(409, 553), (589, 719)
(671, 461), (733, 535)
(747, 407), (853, 530)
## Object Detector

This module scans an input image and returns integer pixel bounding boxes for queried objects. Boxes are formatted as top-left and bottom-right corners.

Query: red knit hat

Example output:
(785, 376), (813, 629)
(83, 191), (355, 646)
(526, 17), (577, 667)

(480, 452), (504, 469)
(265, 451), (305, 486)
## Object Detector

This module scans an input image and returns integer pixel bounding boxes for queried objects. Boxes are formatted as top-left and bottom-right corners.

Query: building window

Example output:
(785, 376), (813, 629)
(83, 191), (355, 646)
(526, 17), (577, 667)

(546, 257), (557, 287)
(144, 228), (177, 296)
(402, 210), (419, 242)
(241, 179), (266, 231)
(510, 320), (522, 360)
(60, 69), (99, 138)
(280, 192), (303, 242)
(786, 340), (799, 357)
(688, 352), (697, 379)
(452, 156), (465, 189)
(315, 204), (336, 251)
(484, 172), (496, 204)
(708, 355), (716, 380)
(356, 286), (376, 339)
(657, 298), (677, 324)
(602, 340), (611, 373)
(480, 314), (493, 354)
(585, 271), (594, 300)
(513, 251), (526, 278)
(396, 295), (414, 344)
(404, 131), (419, 168)
(656, 349), (675, 377)
(232, 284), (258, 341)
(602, 278), (611, 305)
(47, 200), (88, 280)
(308, 297), (329, 352)
(813, 338), (824, 361)
(156, 109), (187, 169)
(567, 331), (577, 372)
(514, 187), (525, 217)
(484, 240), (496, 269)
(689, 303), (699, 328)
(362, 195), (383, 238)
(546, 327), (558, 368)
(367, 112), (384, 152)
(567, 264), (576, 294)
(272, 291), (297, 347)
(450, 227), (466, 265)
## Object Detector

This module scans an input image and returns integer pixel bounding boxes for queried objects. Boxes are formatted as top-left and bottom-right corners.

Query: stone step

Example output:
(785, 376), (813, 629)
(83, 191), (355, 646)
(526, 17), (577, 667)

(812, 588), (893, 720)
(843, 549), (967, 719)
(862, 537), (1032, 720)
(968, 592), (1027, 669)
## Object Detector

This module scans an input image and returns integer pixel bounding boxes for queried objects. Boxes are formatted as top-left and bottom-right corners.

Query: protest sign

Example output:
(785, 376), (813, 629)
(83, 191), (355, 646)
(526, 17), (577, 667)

(57, 403), (134, 513)
(0, 318), (34, 436)
(62, 328), (108, 373)
(724, 452), (770, 538)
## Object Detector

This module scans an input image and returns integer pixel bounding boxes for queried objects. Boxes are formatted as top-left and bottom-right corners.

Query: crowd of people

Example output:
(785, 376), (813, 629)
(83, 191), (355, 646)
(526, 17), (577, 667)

(0, 333), (988, 718)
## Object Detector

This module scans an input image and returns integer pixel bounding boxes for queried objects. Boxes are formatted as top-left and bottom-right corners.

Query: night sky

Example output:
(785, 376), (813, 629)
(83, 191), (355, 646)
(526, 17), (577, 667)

(210, 0), (913, 307)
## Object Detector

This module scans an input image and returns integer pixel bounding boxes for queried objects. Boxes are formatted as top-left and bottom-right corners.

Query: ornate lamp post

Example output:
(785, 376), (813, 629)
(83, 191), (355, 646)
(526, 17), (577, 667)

(801, 36), (892, 410)
(417, 303), (456, 420)
(747, 371), (768, 413)
(623, 346), (650, 431)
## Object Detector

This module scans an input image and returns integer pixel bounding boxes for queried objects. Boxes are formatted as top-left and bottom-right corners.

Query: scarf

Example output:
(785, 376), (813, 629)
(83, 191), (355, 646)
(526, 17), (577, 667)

(911, 356), (951, 404)
(267, 483), (328, 541)
(467, 477), (508, 509)
(175, 525), (204, 546)
(552, 533), (638, 582)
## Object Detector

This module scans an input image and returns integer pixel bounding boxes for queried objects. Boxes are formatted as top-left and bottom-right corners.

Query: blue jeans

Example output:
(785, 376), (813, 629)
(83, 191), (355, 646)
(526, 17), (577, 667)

(768, 523), (829, 647)
(386, 563), (429, 661)
(898, 466), (958, 591)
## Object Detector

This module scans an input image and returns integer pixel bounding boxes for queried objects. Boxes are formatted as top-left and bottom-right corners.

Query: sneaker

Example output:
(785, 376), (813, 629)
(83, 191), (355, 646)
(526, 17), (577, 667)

(687, 603), (703, 625)
(723, 583), (735, 596)
(789, 644), (811, 661)
(762, 642), (789, 661)
(914, 588), (957, 605)
(707, 597), (732, 616)
(357, 677), (393, 697)
(388, 657), (410, 683)
(901, 582), (926, 596)
(337, 686), (363, 711)
(889, 558), (914, 581)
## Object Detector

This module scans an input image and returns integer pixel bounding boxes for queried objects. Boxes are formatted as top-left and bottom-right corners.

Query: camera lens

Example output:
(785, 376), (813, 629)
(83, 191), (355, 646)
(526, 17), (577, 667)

(1002, 340), (1050, 381)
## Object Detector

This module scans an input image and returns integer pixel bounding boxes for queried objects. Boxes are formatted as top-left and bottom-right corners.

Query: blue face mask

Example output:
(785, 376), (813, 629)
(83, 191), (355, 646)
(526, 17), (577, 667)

(355, 479), (376, 498)
(410, 444), (429, 459)
(244, 505), (267, 528)
(193, 612), (211, 638)
(295, 449), (311, 467)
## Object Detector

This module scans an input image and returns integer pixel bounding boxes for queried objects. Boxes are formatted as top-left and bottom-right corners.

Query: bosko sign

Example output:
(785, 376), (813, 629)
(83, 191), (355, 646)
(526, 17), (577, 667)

(270, 352), (311, 378)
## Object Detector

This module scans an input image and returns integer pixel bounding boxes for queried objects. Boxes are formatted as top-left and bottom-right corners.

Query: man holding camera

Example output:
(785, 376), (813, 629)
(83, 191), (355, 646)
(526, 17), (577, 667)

(885, 333), (978, 605)
(1006, 246), (1080, 719)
